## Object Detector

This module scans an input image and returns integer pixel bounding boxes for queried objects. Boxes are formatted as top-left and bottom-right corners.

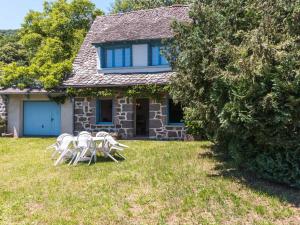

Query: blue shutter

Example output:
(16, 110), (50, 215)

(114, 48), (123, 67)
(106, 49), (113, 68)
(160, 47), (168, 65)
(152, 46), (160, 66)
(124, 48), (131, 67)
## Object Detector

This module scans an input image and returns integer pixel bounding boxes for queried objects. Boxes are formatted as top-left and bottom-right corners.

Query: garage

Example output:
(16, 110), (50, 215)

(23, 101), (61, 136)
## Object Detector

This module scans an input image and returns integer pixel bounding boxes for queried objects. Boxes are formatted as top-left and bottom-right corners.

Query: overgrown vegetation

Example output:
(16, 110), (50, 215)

(169, 0), (300, 188)
(0, 138), (299, 224)
(67, 84), (168, 100)
(0, 0), (103, 90)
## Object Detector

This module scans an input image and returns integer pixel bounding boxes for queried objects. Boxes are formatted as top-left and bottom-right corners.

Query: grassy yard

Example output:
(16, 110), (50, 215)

(0, 138), (299, 224)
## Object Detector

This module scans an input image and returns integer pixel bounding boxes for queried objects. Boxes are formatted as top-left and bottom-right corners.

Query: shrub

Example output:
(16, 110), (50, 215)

(169, 0), (300, 187)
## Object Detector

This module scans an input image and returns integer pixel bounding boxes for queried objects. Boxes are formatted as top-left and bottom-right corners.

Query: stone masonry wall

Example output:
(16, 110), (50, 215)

(74, 96), (135, 139)
(74, 95), (186, 140)
(149, 98), (186, 140)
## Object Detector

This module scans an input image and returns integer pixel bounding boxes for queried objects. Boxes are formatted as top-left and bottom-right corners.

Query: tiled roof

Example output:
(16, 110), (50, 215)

(63, 71), (176, 87)
(92, 5), (190, 44)
(63, 5), (190, 87)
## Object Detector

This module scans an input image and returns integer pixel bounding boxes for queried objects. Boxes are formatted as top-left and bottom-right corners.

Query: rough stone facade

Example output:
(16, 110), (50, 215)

(149, 98), (186, 140)
(74, 96), (135, 139)
(74, 95), (186, 140)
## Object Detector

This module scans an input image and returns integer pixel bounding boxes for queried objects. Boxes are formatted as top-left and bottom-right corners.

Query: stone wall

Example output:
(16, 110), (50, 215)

(149, 98), (186, 140)
(73, 95), (186, 140)
(0, 95), (8, 133)
(74, 96), (135, 139)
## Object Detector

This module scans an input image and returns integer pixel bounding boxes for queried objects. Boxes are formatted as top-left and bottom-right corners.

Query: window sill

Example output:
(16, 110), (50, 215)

(96, 122), (114, 126)
(167, 123), (184, 127)
(98, 65), (172, 74)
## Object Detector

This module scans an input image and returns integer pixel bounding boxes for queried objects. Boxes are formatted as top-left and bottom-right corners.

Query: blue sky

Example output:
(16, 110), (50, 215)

(0, 0), (114, 29)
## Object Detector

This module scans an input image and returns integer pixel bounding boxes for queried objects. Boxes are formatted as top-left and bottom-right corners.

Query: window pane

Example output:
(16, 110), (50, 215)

(160, 47), (168, 65)
(106, 49), (113, 67)
(152, 46), (160, 66)
(124, 48), (131, 67)
(168, 99), (183, 124)
(99, 100), (112, 123)
(114, 48), (123, 67)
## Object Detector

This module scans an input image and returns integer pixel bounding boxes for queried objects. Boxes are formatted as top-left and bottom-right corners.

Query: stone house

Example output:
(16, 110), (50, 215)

(0, 5), (189, 140)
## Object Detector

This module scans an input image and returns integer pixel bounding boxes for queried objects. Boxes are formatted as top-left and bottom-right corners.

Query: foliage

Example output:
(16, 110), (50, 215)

(0, 30), (28, 65)
(110, 0), (191, 13)
(0, 0), (103, 90)
(67, 84), (168, 100)
(169, 0), (300, 187)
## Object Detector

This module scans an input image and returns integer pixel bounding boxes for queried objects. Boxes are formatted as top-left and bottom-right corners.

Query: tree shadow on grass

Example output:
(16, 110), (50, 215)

(199, 150), (300, 208)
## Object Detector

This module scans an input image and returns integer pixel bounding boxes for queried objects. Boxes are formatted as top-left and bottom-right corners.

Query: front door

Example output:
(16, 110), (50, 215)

(135, 98), (149, 136)
(23, 101), (61, 136)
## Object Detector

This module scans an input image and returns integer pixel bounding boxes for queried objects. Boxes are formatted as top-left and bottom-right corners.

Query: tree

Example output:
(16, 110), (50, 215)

(0, 0), (103, 89)
(0, 30), (28, 65)
(111, 0), (190, 13)
(169, 0), (300, 187)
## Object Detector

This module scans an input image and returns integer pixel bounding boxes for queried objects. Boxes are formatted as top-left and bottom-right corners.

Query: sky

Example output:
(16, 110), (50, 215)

(0, 0), (114, 29)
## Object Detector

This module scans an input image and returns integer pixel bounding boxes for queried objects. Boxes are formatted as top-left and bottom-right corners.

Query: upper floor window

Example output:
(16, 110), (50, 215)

(102, 46), (132, 68)
(150, 44), (169, 66)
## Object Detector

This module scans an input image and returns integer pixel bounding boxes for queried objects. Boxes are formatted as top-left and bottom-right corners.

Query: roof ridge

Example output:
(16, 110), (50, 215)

(96, 4), (190, 19)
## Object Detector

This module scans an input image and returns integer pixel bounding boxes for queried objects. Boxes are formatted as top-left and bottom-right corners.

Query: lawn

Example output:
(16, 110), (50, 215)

(0, 138), (299, 224)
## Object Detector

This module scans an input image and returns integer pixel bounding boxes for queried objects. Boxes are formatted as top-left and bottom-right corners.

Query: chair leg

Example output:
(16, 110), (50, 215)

(107, 153), (119, 163)
(73, 152), (81, 166)
(88, 153), (95, 166)
(68, 154), (77, 166)
(116, 152), (126, 159)
(51, 151), (57, 159)
(54, 153), (65, 166)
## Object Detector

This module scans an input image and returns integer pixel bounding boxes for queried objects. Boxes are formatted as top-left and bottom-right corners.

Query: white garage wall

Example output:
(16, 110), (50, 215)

(7, 95), (73, 137)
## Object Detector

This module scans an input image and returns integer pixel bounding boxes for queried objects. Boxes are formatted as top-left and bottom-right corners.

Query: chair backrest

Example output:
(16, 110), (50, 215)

(60, 134), (74, 150)
(79, 131), (91, 136)
(57, 133), (70, 144)
(96, 131), (109, 137)
(76, 133), (93, 149)
(104, 135), (118, 146)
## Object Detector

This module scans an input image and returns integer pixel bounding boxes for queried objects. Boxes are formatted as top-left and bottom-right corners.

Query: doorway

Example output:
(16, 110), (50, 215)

(135, 98), (149, 136)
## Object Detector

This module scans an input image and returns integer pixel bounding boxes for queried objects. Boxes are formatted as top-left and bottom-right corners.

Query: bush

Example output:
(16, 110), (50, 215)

(169, 0), (300, 187)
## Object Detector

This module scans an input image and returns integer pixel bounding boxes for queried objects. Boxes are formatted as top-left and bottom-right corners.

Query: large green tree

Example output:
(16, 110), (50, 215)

(0, 30), (28, 65)
(169, 0), (300, 187)
(0, 0), (103, 89)
(111, 0), (190, 13)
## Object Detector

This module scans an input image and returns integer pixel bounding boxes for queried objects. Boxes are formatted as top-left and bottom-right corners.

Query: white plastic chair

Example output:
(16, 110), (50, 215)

(101, 136), (127, 162)
(96, 131), (109, 137)
(73, 132), (97, 166)
(54, 134), (76, 166)
(47, 133), (70, 159)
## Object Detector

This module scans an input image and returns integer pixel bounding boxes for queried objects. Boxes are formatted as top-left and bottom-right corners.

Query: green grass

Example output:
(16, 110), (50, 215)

(0, 138), (299, 224)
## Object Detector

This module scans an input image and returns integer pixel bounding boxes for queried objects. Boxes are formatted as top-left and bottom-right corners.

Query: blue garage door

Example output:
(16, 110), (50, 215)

(23, 101), (61, 136)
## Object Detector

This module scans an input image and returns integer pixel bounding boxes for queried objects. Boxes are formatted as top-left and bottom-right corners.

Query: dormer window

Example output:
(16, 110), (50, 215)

(149, 44), (169, 66)
(102, 46), (132, 68)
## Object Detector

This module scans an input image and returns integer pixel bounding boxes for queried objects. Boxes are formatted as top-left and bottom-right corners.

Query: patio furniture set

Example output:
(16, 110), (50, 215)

(47, 131), (129, 166)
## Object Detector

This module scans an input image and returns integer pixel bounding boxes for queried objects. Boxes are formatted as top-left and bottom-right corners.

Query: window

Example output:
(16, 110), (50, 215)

(150, 44), (169, 66)
(168, 99), (184, 124)
(96, 99), (113, 124)
(102, 46), (132, 68)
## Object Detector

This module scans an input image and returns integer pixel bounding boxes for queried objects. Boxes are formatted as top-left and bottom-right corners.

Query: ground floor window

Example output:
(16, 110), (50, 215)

(168, 99), (184, 124)
(96, 99), (113, 124)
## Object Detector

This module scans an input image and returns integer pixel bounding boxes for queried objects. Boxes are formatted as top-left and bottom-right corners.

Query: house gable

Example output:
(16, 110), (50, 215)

(63, 5), (190, 88)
